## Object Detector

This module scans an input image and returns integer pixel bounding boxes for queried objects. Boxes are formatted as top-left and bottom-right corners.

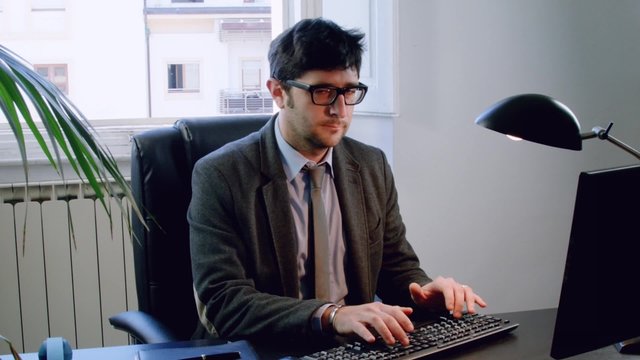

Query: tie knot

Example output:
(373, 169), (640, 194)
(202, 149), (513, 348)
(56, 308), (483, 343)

(307, 164), (325, 189)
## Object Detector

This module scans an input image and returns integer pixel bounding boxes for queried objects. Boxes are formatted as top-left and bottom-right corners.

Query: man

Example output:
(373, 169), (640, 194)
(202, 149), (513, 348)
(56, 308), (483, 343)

(188, 17), (486, 347)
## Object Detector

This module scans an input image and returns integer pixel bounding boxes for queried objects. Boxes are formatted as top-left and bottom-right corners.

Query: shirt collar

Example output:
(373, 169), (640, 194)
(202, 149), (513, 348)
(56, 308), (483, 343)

(275, 114), (334, 182)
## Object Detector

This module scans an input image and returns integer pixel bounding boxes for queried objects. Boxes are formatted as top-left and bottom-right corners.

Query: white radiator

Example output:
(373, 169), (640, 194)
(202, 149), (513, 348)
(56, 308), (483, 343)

(0, 182), (137, 353)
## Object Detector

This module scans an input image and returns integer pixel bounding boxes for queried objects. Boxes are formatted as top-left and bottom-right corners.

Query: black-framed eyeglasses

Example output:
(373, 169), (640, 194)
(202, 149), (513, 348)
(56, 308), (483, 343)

(285, 80), (368, 106)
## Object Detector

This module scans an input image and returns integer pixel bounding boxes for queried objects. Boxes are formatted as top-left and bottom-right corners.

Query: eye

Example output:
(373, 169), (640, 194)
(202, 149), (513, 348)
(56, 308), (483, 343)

(344, 88), (358, 97)
(314, 88), (334, 96)
(313, 88), (336, 102)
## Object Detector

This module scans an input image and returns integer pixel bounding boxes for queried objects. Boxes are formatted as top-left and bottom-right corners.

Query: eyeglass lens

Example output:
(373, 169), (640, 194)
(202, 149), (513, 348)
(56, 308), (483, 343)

(313, 87), (365, 105)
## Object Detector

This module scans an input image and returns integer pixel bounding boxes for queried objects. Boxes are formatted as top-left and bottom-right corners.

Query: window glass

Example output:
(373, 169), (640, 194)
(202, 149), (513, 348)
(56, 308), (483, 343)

(34, 64), (68, 94)
(241, 60), (261, 90)
(36, 67), (49, 78)
(0, 1), (306, 179)
(168, 63), (200, 93)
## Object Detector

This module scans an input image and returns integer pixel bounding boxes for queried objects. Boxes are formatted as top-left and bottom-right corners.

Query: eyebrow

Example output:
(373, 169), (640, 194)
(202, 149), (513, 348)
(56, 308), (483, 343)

(307, 82), (362, 88)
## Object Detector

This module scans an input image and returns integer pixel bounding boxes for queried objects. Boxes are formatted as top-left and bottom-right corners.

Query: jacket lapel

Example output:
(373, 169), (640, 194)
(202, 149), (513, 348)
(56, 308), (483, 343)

(258, 116), (300, 298)
(332, 145), (373, 304)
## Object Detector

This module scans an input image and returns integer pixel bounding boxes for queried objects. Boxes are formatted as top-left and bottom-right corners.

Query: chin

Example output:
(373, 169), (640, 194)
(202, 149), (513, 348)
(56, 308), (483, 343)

(325, 136), (345, 148)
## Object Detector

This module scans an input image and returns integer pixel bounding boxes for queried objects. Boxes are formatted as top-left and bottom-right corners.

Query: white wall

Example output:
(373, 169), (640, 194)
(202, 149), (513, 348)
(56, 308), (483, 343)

(395, 0), (640, 313)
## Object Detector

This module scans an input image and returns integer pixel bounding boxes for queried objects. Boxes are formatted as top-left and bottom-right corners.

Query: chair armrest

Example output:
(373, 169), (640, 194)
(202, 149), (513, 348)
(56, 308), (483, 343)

(109, 310), (180, 344)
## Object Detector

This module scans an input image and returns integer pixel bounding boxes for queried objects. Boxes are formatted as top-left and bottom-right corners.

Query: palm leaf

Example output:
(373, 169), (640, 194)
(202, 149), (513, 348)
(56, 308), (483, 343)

(0, 44), (145, 247)
(0, 334), (22, 360)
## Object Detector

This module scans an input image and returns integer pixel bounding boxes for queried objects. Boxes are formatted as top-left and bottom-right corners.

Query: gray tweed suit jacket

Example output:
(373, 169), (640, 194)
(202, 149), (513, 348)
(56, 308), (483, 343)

(188, 114), (431, 341)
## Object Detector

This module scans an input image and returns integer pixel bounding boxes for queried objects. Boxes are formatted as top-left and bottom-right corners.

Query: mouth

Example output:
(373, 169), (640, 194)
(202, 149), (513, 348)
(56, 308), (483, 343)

(322, 121), (343, 129)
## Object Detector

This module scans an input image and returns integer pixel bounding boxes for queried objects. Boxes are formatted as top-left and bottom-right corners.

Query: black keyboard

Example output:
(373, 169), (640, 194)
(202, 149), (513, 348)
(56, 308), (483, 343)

(300, 313), (518, 360)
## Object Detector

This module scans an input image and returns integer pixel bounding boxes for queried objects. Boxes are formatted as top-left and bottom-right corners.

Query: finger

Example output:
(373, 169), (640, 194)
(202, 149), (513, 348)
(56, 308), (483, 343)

(461, 285), (488, 314)
(385, 317), (411, 346)
(391, 306), (415, 332)
(462, 285), (476, 314)
(368, 315), (395, 345)
(409, 282), (426, 304)
(352, 323), (377, 344)
(475, 293), (487, 307)
(443, 283), (456, 312)
(394, 307), (414, 346)
(473, 293), (487, 310)
(370, 312), (410, 346)
(387, 306), (414, 345)
(451, 285), (466, 318)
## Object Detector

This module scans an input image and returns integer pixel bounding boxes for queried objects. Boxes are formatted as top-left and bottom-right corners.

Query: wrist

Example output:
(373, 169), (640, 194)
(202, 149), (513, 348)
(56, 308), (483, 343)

(326, 304), (344, 334)
(311, 303), (334, 335)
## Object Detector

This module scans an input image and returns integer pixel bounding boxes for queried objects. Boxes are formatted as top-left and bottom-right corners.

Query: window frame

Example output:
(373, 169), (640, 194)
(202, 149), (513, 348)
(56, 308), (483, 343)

(34, 63), (69, 95)
(167, 62), (201, 94)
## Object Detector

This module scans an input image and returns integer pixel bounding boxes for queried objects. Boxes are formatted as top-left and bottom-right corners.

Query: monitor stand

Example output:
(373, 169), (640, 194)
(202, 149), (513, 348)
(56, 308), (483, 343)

(615, 336), (640, 354)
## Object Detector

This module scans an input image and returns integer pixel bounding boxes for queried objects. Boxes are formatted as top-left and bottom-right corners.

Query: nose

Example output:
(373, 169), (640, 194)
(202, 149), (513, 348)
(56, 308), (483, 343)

(329, 94), (348, 117)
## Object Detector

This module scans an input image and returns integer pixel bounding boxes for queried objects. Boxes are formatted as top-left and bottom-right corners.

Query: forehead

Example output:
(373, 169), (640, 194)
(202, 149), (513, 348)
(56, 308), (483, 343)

(297, 68), (360, 86)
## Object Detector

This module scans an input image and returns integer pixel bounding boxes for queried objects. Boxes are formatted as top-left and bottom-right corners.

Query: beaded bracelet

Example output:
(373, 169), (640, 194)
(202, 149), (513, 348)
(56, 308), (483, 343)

(328, 304), (344, 333)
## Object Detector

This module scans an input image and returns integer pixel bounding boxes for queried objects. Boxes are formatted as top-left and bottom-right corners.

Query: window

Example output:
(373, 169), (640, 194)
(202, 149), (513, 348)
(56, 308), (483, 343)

(34, 64), (68, 94)
(219, 18), (271, 42)
(241, 60), (262, 91)
(4, 1), (393, 178)
(31, 0), (65, 11)
(167, 63), (200, 93)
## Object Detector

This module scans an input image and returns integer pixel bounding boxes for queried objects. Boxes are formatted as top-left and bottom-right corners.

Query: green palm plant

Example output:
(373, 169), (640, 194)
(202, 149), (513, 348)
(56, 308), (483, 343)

(0, 44), (143, 250)
(0, 334), (22, 360)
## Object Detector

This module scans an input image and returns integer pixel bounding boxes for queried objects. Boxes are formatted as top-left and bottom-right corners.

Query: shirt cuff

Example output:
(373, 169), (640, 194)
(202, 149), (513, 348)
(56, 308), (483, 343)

(311, 303), (335, 335)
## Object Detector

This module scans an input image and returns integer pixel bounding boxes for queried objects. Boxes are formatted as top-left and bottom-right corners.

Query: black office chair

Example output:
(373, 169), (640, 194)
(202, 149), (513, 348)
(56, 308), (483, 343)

(109, 114), (270, 344)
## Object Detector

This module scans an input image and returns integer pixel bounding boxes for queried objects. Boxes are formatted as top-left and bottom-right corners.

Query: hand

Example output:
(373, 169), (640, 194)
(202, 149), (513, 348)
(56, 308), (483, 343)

(331, 302), (415, 346)
(409, 276), (487, 318)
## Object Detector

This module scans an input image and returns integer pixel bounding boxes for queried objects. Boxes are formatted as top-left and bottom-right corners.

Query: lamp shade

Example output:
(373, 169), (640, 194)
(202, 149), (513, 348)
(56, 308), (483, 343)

(475, 93), (582, 151)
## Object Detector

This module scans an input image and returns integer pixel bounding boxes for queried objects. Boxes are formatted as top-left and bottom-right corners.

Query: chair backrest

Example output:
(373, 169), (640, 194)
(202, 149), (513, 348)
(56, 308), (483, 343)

(130, 114), (270, 340)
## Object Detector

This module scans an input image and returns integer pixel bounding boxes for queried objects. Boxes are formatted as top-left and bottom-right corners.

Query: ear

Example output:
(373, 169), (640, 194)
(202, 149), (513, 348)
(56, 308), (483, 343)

(267, 78), (286, 109)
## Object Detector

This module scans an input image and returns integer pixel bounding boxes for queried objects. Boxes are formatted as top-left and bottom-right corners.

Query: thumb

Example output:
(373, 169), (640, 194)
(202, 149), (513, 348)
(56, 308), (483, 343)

(409, 282), (426, 304)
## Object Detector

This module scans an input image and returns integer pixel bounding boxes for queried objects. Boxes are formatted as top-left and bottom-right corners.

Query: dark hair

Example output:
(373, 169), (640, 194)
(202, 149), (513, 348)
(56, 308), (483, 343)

(268, 18), (366, 82)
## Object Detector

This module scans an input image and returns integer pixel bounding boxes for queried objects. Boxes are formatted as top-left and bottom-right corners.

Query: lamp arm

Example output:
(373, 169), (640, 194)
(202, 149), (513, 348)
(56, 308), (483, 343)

(580, 122), (640, 161)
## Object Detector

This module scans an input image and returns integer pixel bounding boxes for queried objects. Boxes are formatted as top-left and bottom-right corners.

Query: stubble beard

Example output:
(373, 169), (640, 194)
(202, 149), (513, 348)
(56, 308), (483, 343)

(286, 95), (349, 152)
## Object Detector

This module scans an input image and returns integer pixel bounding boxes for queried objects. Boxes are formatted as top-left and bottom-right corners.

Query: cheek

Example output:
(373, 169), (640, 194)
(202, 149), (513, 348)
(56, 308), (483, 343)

(286, 96), (294, 109)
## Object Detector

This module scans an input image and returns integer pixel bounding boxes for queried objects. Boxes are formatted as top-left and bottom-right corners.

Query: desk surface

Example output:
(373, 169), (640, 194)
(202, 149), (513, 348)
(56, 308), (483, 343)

(3, 308), (636, 360)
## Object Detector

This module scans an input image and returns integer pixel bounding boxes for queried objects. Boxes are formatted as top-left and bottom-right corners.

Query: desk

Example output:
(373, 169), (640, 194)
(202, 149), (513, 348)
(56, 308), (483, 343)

(2, 309), (636, 360)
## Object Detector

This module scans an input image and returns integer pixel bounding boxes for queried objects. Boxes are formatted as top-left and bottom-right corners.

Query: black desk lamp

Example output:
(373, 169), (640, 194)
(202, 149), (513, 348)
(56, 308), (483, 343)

(474, 93), (640, 160)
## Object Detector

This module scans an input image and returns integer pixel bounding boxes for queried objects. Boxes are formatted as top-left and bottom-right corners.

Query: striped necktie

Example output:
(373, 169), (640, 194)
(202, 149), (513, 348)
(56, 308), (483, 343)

(308, 164), (330, 301)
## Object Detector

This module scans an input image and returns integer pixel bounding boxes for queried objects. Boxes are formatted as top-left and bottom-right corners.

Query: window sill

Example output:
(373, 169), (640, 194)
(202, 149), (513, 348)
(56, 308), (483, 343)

(0, 117), (178, 184)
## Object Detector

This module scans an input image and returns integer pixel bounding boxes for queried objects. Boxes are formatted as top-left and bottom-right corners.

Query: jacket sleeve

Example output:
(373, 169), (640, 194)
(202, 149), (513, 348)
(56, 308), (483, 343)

(370, 148), (433, 307)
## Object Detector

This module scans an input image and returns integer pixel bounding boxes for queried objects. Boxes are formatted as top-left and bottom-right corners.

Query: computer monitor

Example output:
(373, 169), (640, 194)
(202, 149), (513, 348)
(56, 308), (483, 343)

(550, 164), (640, 359)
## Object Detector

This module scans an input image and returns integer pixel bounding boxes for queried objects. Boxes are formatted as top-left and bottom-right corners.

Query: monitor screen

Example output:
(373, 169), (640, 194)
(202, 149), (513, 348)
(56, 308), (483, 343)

(550, 164), (640, 359)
